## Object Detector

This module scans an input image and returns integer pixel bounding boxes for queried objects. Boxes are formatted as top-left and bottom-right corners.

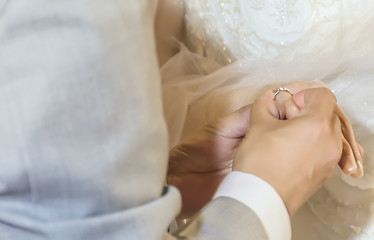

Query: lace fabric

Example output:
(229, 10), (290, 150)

(185, 0), (374, 63)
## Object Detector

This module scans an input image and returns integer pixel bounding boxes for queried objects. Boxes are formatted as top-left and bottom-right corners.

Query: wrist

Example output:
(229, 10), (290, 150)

(214, 171), (292, 240)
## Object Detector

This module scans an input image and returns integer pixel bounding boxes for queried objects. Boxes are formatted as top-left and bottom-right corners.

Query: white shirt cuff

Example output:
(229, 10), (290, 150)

(214, 171), (291, 240)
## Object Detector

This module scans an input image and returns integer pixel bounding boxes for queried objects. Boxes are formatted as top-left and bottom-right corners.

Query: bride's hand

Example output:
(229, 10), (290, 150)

(167, 105), (251, 219)
(264, 82), (364, 178)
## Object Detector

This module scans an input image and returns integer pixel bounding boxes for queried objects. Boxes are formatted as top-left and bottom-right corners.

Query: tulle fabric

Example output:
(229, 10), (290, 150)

(161, 43), (373, 147)
(161, 43), (374, 239)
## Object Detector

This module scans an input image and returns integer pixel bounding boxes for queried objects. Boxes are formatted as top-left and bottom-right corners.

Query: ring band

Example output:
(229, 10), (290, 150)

(273, 88), (293, 99)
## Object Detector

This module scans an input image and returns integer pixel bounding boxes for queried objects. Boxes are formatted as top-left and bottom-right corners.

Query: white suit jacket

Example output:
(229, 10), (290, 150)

(0, 0), (268, 239)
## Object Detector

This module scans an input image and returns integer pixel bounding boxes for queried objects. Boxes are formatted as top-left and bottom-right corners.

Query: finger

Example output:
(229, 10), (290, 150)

(284, 98), (301, 119)
(275, 91), (291, 120)
(357, 143), (364, 157)
(339, 134), (358, 175)
(292, 88), (337, 119)
(335, 105), (363, 177)
(356, 156), (364, 178)
(357, 143), (365, 178)
(333, 114), (344, 165)
(250, 98), (279, 127)
(211, 104), (252, 138)
(274, 91), (301, 120)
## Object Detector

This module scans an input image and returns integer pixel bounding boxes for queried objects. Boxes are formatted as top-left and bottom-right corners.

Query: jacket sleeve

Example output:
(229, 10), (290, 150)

(166, 197), (268, 240)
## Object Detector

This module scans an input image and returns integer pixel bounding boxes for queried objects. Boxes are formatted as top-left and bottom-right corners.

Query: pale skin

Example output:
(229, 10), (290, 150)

(233, 88), (355, 215)
(168, 83), (363, 219)
(263, 81), (363, 178)
(156, 0), (364, 218)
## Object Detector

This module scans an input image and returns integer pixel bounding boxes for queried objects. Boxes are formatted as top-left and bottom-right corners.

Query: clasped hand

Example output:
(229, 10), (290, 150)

(167, 82), (363, 219)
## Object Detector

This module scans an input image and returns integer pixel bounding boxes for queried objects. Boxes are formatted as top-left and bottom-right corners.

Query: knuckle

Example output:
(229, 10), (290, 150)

(312, 81), (326, 88)
(320, 88), (337, 102)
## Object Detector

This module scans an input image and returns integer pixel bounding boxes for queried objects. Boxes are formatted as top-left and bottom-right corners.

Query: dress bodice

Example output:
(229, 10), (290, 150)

(185, 0), (374, 65)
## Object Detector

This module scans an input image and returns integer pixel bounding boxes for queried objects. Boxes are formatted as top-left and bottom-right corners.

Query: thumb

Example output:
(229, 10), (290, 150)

(293, 88), (336, 119)
(250, 98), (279, 128)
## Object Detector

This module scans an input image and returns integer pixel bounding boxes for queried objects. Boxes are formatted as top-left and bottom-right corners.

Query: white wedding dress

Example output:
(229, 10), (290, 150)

(161, 0), (374, 239)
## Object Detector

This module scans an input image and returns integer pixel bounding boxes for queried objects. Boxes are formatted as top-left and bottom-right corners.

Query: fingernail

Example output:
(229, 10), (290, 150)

(357, 160), (364, 177)
(347, 163), (357, 173)
(357, 159), (362, 168)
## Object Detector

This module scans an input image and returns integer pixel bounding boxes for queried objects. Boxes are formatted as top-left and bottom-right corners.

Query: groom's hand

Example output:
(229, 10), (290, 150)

(167, 105), (251, 219)
(264, 81), (364, 178)
(233, 88), (344, 216)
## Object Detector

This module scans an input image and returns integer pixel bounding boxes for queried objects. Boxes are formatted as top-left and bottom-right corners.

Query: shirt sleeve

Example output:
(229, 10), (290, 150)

(214, 171), (292, 240)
